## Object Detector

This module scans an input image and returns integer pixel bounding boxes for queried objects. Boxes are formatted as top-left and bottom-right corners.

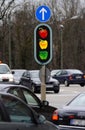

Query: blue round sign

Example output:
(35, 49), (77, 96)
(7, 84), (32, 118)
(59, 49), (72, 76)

(35, 5), (51, 22)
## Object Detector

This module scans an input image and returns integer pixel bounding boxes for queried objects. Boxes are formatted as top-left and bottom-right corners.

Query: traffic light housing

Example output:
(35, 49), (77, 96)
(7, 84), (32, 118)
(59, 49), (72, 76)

(34, 24), (52, 65)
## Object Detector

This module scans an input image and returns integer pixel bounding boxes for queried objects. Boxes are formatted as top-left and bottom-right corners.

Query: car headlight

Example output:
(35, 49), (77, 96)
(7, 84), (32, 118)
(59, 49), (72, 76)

(53, 81), (60, 85)
(9, 77), (14, 82)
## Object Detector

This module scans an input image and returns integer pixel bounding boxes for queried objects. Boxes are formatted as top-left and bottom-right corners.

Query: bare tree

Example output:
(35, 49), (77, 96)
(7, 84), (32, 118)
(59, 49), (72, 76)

(57, 0), (81, 19)
(0, 0), (15, 19)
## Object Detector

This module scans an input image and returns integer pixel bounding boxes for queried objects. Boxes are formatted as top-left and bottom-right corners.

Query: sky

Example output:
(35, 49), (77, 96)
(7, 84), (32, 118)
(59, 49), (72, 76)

(15, 0), (85, 7)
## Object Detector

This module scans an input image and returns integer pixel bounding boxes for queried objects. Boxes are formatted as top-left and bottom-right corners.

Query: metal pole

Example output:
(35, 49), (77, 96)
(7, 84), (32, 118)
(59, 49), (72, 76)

(8, 15), (11, 68)
(41, 65), (46, 101)
(60, 25), (64, 69)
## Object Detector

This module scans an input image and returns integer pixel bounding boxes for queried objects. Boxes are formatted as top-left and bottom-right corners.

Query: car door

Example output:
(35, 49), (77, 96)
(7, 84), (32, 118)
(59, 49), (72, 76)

(21, 88), (56, 121)
(59, 70), (68, 83)
(53, 70), (68, 83)
(52, 71), (63, 83)
(8, 87), (56, 121)
(0, 97), (33, 130)
(0, 93), (52, 130)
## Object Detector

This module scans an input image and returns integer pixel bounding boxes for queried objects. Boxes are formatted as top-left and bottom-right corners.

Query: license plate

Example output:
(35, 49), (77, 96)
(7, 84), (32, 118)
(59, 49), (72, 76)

(70, 119), (85, 126)
(46, 84), (53, 88)
(76, 76), (81, 79)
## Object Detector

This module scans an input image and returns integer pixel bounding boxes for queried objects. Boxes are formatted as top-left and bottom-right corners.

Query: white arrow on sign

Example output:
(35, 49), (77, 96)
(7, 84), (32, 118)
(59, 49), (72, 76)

(39, 7), (47, 20)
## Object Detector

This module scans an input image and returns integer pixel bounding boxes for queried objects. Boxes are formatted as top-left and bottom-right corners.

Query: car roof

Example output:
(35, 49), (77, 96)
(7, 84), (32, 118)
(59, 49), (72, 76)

(12, 69), (26, 71)
(56, 69), (82, 74)
(0, 83), (32, 91)
(0, 63), (9, 66)
(64, 69), (82, 73)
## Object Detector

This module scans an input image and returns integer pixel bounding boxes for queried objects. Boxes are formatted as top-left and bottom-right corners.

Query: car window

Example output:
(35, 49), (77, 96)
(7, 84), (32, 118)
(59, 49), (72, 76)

(8, 88), (20, 96)
(22, 71), (27, 77)
(22, 71), (30, 78)
(61, 71), (67, 75)
(23, 89), (39, 106)
(8, 87), (39, 106)
(8, 88), (28, 102)
(26, 73), (30, 78)
(1, 95), (34, 123)
(55, 71), (62, 76)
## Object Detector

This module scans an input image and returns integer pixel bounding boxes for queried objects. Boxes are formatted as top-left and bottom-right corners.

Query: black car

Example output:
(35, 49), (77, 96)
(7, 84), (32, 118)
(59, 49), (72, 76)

(52, 93), (85, 129)
(52, 69), (85, 87)
(20, 70), (60, 93)
(0, 83), (57, 121)
(0, 92), (58, 130)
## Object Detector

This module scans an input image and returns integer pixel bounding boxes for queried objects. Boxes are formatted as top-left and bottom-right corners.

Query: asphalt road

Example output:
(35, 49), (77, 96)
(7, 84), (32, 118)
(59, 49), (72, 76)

(36, 84), (85, 108)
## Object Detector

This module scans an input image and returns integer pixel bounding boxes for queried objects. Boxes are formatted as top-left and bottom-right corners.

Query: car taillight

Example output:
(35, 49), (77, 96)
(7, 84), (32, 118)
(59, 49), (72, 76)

(69, 115), (75, 119)
(83, 75), (85, 79)
(52, 110), (59, 121)
(69, 75), (73, 80)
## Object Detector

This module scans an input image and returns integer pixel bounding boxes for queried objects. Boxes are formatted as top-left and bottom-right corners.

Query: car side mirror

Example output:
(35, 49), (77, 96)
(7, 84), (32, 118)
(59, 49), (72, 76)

(42, 100), (49, 106)
(12, 71), (15, 74)
(38, 114), (46, 123)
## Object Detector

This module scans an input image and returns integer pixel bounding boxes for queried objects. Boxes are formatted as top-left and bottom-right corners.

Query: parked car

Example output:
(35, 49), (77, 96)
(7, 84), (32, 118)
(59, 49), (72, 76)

(0, 83), (57, 121)
(12, 69), (26, 84)
(0, 63), (14, 82)
(20, 70), (60, 93)
(0, 92), (58, 130)
(52, 69), (85, 87)
(52, 93), (85, 129)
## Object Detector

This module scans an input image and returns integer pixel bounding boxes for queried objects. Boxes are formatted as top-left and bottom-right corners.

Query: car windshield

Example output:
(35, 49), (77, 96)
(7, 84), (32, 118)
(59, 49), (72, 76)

(68, 94), (85, 107)
(0, 65), (10, 74)
(51, 70), (60, 76)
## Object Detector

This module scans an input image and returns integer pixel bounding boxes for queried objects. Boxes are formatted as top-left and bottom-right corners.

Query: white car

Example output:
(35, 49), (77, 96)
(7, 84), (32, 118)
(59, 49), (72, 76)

(0, 63), (14, 82)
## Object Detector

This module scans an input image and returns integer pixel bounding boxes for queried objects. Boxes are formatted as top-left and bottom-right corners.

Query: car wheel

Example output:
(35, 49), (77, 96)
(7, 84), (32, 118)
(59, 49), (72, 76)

(80, 83), (84, 87)
(65, 80), (69, 87)
(54, 89), (59, 93)
(54, 86), (60, 93)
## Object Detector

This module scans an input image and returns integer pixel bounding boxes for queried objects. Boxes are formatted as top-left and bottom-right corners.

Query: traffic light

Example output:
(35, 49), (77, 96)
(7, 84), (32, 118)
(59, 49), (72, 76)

(34, 24), (52, 65)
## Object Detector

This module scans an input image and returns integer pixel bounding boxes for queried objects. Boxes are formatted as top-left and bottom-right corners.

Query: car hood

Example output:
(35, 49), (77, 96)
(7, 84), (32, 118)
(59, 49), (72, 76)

(31, 77), (59, 84)
(31, 78), (41, 83)
(50, 77), (59, 83)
